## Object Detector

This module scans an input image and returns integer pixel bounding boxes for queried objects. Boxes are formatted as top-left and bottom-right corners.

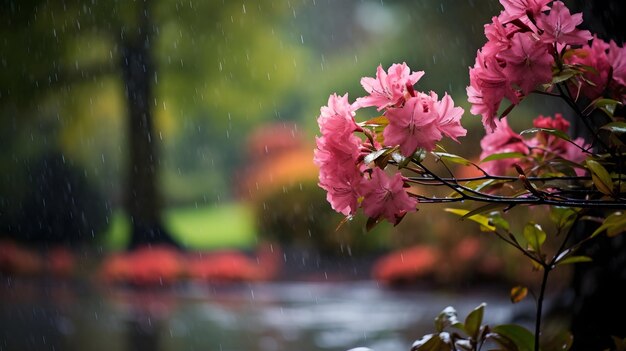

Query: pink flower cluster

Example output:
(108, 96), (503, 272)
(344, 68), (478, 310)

(480, 113), (589, 176)
(314, 63), (466, 224)
(468, 0), (593, 133)
(565, 36), (626, 103)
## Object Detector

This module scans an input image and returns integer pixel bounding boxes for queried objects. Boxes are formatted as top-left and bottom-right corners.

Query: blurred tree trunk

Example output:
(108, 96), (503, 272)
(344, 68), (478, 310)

(120, 0), (177, 248)
(568, 1), (626, 349)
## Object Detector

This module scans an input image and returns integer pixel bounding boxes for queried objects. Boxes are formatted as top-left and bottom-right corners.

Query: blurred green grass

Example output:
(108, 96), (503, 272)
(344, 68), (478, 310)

(101, 202), (257, 251)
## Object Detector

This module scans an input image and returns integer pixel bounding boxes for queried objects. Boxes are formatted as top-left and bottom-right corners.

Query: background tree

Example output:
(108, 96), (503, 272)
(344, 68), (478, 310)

(0, 0), (305, 247)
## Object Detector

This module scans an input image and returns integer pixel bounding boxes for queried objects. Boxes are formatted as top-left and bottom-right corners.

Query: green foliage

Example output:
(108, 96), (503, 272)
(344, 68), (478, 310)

(522, 223), (546, 255)
(591, 211), (626, 238)
(413, 304), (539, 351)
(253, 180), (389, 256)
(101, 203), (256, 251)
(586, 159), (615, 196)
(444, 208), (496, 232)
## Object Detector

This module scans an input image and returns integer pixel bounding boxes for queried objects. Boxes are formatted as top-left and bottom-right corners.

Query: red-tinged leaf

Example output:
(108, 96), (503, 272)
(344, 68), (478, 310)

(510, 285), (528, 303)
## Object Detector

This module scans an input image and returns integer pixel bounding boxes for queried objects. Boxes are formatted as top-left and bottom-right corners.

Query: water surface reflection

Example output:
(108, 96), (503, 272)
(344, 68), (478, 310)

(1, 278), (530, 351)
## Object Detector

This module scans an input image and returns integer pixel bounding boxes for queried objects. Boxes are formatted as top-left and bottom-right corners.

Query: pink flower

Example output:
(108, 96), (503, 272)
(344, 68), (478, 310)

(355, 63), (425, 110)
(361, 167), (417, 225)
(315, 131), (364, 216)
(315, 93), (366, 216)
(384, 94), (441, 155)
(433, 92), (466, 142)
(480, 118), (529, 175)
(483, 16), (517, 57)
(561, 137), (589, 172)
(314, 136), (358, 180)
(565, 37), (611, 100)
(537, 1), (592, 46)
(319, 169), (364, 216)
(499, 32), (553, 94)
(499, 0), (551, 23)
(317, 93), (359, 148)
(533, 113), (570, 131)
(608, 40), (626, 87)
(467, 50), (519, 133)
(529, 114), (589, 174)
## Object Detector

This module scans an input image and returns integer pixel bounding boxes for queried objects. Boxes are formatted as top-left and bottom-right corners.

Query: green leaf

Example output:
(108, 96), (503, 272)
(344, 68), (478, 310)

(360, 115), (389, 126)
(464, 303), (485, 339)
(364, 148), (388, 164)
(488, 211), (511, 232)
(523, 222), (547, 253)
(449, 179), (498, 198)
(586, 159), (614, 196)
(366, 216), (380, 232)
(594, 98), (622, 117)
(549, 207), (578, 231)
(432, 152), (474, 166)
(464, 203), (507, 218)
(434, 306), (461, 332)
(414, 148), (427, 163)
(480, 152), (526, 163)
(557, 255), (592, 265)
(444, 208), (496, 231)
(601, 121), (626, 134)
(541, 330), (573, 351)
(491, 324), (535, 351)
(551, 69), (577, 84)
(520, 127), (571, 141)
(591, 211), (626, 238)
(412, 333), (449, 351)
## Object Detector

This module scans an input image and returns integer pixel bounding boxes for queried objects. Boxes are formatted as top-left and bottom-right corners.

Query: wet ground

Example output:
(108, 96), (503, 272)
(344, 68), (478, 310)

(0, 275), (537, 351)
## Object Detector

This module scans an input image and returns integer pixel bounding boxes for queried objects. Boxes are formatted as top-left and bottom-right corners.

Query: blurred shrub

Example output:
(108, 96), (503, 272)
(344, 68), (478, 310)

(253, 180), (388, 256)
(241, 123), (389, 256)
(1, 152), (109, 245)
(387, 202), (572, 289)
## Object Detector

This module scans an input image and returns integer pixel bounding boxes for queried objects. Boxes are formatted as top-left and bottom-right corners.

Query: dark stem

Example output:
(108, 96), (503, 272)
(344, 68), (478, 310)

(555, 83), (611, 153)
(493, 230), (545, 266)
(535, 264), (551, 351)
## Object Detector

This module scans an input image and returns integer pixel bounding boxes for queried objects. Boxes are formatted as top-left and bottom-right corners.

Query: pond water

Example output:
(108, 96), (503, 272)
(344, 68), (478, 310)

(0, 277), (534, 351)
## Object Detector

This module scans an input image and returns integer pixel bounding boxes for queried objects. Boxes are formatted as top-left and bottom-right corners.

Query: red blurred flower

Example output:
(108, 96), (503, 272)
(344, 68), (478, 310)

(372, 245), (440, 285)
(99, 245), (184, 286)
(0, 239), (42, 276)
